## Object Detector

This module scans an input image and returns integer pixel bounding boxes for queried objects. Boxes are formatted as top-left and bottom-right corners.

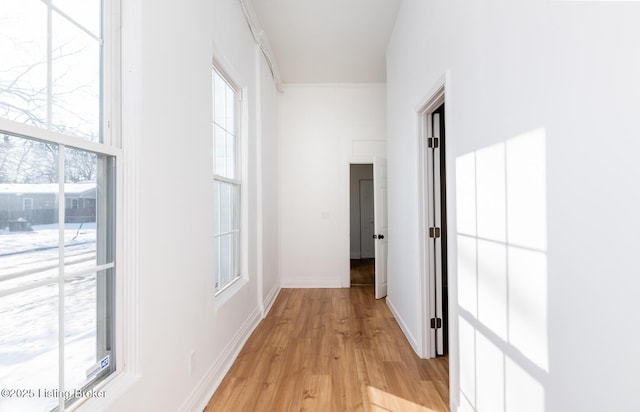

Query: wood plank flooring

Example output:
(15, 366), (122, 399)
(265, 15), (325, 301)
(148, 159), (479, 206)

(205, 287), (449, 412)
(350, 259), (375, 286)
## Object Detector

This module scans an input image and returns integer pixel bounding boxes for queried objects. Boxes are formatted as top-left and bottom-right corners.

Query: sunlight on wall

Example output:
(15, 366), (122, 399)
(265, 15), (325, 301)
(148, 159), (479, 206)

(455, 128), (548, 412)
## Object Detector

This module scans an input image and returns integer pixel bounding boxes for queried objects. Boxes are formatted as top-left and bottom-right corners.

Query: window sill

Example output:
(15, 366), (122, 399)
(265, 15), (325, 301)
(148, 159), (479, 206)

(213, 275), (248, 311)
(70, 370), (140, 412)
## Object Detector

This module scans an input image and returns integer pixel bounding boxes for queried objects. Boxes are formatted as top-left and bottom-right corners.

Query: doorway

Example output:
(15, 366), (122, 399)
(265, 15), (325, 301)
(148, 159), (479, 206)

(350, 164), (374, 286)
(418, 81), (450, 360)
(426, 103), (449, 356)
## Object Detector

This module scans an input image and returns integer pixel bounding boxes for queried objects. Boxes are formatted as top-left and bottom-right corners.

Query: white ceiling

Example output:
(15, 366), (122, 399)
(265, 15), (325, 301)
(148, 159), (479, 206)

(249, 0), (403, 84)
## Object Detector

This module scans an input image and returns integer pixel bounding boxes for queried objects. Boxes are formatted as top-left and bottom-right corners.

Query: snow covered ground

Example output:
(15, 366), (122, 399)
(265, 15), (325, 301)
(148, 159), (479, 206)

(0, 223), (101, 412)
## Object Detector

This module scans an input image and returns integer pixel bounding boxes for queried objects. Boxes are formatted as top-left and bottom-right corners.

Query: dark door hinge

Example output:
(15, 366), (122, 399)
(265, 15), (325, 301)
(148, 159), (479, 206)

(430, 318), (442, 329)
(427, 137), (439, 149)
(428, 227), (441, 238)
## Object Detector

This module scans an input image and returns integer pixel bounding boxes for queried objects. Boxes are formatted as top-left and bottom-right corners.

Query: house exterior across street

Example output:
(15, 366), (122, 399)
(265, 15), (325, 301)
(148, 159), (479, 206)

(0, 182), (97, 230)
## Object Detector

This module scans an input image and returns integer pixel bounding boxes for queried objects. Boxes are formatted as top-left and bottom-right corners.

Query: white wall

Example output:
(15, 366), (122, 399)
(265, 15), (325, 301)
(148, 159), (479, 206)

(279, 84), (386, 288)
(258, 51), (281, 312)
(89, 0), (280, 410)
(350, 164), (374, 259)
(387, 1), (640, 411)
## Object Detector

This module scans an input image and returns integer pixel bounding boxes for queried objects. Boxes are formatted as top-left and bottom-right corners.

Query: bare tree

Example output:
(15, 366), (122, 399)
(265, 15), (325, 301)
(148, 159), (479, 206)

(1, 42), (98, 184)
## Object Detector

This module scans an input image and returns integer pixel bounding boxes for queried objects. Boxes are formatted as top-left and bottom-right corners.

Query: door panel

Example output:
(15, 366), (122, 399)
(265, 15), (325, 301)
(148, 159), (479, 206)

(360, 180), (375, 259)
(427, 104), (448, 356)
(433, 111), (444, 356)
(374, 157), (388, 299)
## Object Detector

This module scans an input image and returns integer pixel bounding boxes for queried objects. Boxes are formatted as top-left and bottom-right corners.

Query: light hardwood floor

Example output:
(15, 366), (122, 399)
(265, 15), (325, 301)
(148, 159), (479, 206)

(205, 287), (449, 412)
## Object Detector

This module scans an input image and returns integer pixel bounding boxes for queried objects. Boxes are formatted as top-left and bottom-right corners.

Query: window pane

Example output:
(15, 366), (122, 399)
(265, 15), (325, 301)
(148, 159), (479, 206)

(0, 135), (60, 292)
(213, 72), (226, 128)
(64, 267), (114, 403)
(64, 149), (97, 265)
(225, 84), (235, 135)
(0, 284), (59, 412)
(64, 274), (97, 392)
(220, 234), (230, 287)
(214, 236), (220, 289)
(233, 231), (240, 277)
(213, 181), (220, 234)
(232, 183), (240, 231)
(0, 134), (59, 184)
(64, 151), (114, 267)
(53, 0), (101, 37)
(0, 1), (48, 127)
(214, 124), (226, 177)
(0, 139), (61, 410)
(52, 12), (101, 141)
(226, 132), (235, 179)
(219, 183), (230, 234)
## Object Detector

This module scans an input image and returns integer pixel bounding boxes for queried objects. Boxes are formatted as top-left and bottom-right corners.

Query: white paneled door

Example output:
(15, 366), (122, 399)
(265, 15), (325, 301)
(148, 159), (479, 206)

(373, 157), (388, 299)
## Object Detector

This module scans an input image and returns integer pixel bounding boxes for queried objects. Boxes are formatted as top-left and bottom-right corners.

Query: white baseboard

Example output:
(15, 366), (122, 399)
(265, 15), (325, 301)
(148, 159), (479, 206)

(179, 306), (262, 412)
(281, 278), (343, 288)
(386, 297), (421, 356)
(262, 283), (281, 318)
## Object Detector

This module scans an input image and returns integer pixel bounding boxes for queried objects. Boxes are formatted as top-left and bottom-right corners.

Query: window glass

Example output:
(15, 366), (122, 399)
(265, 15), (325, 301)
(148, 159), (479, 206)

(0, 285), (59, 412)
(51, 12), (101, 140)
(0, 133), (116, 411)
(0, 0), (117, 409)
(0, 0), (103, 142)
(0, 1), (48, 126)
(212, 68), (240, 293)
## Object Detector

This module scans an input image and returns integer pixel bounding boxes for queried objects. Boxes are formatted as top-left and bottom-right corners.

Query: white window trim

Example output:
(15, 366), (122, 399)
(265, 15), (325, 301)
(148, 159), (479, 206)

(23, 197), (34, 210)
(75, 0), (143, 409)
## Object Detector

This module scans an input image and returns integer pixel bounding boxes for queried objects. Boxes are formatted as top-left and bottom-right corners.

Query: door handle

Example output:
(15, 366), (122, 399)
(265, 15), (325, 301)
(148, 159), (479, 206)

(373, 234), (384, 240)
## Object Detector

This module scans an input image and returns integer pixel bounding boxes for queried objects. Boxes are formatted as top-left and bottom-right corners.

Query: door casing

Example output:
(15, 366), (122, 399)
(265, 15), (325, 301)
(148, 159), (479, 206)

(416, 78), (451, 360)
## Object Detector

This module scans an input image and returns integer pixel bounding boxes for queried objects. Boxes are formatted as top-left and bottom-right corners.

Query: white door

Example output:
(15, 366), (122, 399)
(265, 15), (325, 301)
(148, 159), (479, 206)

(373, 157), (388, 299)
(360, 180), (375, 259)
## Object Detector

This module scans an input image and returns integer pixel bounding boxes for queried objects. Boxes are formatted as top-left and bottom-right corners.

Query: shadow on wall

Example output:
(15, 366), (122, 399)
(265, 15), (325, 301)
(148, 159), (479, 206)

(455, 129), (548, 412)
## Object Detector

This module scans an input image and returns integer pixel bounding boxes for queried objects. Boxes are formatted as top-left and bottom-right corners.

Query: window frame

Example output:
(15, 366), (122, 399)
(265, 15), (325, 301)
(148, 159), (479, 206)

(212, 64), (243, 296)
(0, 0), (124, 410)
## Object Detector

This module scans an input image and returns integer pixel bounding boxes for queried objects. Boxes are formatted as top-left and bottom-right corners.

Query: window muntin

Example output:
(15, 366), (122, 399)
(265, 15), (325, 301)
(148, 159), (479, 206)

(212, 68), (240, 293)
(0, 0), (117, 410)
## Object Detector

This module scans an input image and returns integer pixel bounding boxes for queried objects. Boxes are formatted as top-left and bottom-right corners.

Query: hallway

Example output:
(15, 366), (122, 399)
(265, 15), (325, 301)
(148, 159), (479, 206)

(205, 287), (449, 411)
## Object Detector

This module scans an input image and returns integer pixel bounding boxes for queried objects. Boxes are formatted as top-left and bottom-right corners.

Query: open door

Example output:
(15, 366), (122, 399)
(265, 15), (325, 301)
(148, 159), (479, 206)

(373, 157), (388, 299)
(426, 104), (448, 356)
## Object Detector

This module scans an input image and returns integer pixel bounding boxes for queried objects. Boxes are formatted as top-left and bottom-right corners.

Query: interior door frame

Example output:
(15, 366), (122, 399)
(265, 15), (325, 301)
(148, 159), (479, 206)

(416, 75), (452, 360)
(345, 137), (385, 287)
(346, 161), (374, 287)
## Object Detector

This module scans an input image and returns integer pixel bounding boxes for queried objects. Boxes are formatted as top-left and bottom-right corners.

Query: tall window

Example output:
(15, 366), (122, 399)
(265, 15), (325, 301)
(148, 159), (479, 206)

(212, 67), (241, 293)
(0, 1), (118, 411)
